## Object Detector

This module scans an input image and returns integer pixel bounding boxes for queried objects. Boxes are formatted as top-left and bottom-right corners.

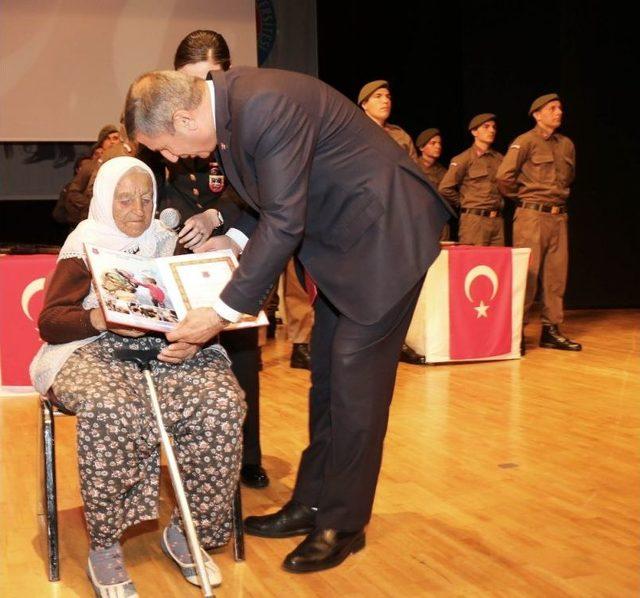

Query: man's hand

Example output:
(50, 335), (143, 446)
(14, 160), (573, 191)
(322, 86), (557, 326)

(158, 341), (202, 364)
(166, 307), (228, 344)
(193, 234), (241, 256)
(179, 209), (221, 250)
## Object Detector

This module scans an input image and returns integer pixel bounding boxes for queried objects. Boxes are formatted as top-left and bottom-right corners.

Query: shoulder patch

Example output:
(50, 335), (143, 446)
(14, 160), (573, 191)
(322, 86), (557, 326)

(450, 162), (458, 167)
(510, 144), (520, 150)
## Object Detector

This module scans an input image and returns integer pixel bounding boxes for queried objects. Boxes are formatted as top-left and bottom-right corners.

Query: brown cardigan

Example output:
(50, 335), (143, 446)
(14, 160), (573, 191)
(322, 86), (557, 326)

(38, 258), (101, 344)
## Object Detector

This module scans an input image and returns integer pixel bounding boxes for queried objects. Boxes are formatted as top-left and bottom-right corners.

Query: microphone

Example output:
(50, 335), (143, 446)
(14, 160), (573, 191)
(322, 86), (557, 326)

(159, 207), (183, 233)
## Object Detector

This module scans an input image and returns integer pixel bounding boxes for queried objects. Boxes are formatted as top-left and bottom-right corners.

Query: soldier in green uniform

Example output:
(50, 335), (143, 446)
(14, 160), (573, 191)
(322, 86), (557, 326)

(496, 94), (581, 351)
(439, 114), (504, 246)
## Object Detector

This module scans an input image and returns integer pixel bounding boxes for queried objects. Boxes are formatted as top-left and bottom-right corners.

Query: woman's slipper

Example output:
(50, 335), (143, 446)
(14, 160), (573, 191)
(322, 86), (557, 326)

(87, 544), (138, 598)
(160, 525), (222, 587)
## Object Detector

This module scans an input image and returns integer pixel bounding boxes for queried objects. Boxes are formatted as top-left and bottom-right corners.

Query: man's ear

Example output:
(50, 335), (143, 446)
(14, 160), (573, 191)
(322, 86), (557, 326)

(173, 110), (198, 131)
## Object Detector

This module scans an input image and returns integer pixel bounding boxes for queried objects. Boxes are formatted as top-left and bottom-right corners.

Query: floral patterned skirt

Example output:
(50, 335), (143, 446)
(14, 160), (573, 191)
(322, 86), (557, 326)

(52, 333), (246, 549)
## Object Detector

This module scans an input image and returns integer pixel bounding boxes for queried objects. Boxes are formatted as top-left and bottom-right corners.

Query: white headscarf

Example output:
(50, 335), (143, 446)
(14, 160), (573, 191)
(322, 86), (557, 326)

(59, 156), (172, 261)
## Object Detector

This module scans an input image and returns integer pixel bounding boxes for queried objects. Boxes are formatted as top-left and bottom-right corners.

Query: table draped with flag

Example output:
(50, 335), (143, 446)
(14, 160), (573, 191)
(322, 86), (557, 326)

(406, 246), (531, 363)
(0, 254), (57, 390)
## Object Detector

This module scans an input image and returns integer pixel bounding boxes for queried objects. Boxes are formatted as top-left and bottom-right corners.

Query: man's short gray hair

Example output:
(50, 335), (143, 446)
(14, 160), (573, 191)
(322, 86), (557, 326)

(124, 70), (204, 140)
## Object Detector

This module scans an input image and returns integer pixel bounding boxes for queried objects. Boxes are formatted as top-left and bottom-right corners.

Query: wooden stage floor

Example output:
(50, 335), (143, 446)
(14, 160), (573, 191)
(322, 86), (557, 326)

(1, 309), (638, 597)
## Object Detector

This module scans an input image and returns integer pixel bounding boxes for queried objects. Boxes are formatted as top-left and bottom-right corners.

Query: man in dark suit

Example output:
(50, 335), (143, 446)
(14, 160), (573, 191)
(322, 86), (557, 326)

(124, 67), (451, 573)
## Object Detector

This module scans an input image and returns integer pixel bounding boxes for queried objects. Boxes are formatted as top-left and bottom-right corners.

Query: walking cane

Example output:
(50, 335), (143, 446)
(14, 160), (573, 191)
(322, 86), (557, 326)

(115, 349), (214, 598)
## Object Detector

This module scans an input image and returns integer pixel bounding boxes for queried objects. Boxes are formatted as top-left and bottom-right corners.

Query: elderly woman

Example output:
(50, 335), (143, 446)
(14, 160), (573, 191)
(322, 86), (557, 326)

(31, 156), (245, 597)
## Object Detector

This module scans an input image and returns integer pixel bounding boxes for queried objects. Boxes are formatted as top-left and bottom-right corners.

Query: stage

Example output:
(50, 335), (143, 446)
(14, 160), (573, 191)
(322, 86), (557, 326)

(1, 309), (638, 597)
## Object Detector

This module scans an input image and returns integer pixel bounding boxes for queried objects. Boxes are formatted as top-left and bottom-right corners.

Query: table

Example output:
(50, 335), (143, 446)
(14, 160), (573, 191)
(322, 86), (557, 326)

(0, 253), (57, 390)
(406, 245), (531, 364)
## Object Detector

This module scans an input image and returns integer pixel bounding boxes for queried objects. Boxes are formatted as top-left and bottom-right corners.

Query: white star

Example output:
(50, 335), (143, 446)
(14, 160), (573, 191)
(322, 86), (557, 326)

(474, 300), (489, 318)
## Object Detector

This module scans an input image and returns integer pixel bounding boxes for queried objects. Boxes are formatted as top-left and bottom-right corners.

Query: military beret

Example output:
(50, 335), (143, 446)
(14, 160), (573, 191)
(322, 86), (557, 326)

(358, 80), (389, 106)
(416, 128), (441, 149)
(468, 113), (496, 131)
(97, 124), (118, 146)
(529, 93), (560, 116)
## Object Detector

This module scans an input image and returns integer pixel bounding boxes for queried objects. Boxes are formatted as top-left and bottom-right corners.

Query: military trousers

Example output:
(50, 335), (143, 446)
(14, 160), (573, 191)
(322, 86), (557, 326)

(458, 213), (505, 246)
(283, 258), (314, 344)
(513, 207), (568, 325)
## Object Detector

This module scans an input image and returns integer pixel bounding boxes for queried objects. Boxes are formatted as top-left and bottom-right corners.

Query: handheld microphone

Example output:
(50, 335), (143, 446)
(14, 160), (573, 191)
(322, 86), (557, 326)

(159, 208), (183, 233)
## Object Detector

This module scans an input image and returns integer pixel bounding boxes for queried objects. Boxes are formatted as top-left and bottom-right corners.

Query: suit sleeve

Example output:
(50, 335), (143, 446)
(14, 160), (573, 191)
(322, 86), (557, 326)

(496, 137), (528, 199)
(220, 94), (318, 315)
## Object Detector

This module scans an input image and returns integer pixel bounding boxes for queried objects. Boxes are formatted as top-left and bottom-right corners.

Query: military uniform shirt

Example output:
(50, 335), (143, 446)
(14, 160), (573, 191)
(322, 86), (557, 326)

(439, 145), (503, 209)
(418, 159), (447, 188)
(384, 123), (418, 162)
(496, 126), (575, 204)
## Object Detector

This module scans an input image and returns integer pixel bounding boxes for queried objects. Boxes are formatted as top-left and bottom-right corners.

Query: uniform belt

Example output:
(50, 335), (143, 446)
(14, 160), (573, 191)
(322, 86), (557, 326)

(460, 207), (502, 218)
(517, 201), (567, 215)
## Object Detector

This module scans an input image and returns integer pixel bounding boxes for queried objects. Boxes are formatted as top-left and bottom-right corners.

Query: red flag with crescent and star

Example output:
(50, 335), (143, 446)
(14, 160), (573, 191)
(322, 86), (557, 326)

(0, 254), (57, 387)
(448, 246), (512, 360)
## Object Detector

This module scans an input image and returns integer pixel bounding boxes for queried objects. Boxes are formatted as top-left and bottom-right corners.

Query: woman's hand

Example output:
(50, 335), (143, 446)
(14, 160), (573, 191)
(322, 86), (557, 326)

(109, 326), (147, 338)
(90, 308), (145, 337)
(158, 341), (202, 364)
(179, 209), (222, 250)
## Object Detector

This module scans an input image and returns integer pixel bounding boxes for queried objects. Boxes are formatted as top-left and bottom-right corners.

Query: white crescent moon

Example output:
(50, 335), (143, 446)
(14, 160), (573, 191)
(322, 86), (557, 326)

(464, 265), (498, 302)
(21, 277), (46, 321)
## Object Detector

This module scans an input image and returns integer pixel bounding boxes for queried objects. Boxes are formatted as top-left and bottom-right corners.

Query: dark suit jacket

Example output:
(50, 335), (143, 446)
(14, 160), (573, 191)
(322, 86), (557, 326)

(212, 67), (453, 325)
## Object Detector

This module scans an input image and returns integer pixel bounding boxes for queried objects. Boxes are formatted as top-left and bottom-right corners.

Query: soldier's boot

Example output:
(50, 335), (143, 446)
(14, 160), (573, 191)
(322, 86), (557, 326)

(539, 325), (582, 351)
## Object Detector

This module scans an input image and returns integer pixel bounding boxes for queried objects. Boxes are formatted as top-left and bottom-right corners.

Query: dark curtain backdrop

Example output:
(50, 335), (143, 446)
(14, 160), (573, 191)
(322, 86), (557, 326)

(317, 0), (639, 309)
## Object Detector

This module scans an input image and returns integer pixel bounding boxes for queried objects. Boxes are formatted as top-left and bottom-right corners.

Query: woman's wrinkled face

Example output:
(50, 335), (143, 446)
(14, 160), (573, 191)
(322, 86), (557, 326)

(112, 168), (153, 237)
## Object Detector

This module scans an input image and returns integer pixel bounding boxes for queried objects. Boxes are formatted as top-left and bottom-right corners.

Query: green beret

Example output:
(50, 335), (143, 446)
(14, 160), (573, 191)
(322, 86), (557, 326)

(468, 113), (496, 131)
(416, 128), (441, 149)
(97, 124), (118, 146)
(358, 80), (389, 106)
(529, 93), (560, 116)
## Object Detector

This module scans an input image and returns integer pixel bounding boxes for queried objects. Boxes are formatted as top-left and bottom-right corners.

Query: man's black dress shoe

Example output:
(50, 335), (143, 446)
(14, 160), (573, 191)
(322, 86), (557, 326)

(290, 343), (311, 370)
(240, 464), (270, 489)
(244, 500), (316, 538)
(539, 324), (582, 351)
(399, 343), (426, 365)
(283, 528), (365, 573)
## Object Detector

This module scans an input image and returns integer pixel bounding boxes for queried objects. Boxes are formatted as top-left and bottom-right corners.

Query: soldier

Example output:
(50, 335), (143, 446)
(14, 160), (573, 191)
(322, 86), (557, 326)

(416, 128), (446, 187)
(416, 128), (450, 242)
(358, 80), (424, 365)
(496, 93), (581, 351)
(439, 114), (504, 246)
(358, 80), (418, 161)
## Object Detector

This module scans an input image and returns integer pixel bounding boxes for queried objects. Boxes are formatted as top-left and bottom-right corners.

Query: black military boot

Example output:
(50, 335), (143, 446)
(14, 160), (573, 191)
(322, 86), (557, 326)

(399, 343), (426, 365)
(520, 332), (526, 356)
(539, 325), (582, 351)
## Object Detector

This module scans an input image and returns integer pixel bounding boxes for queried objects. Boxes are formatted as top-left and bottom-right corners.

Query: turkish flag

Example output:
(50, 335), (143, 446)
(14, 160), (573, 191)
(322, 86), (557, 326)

(0, 254), (57, 388)
(448, 246), (512, 360)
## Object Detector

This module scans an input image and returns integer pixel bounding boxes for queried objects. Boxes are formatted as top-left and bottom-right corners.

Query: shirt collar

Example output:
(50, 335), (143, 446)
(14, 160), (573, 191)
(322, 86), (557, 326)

(206, 80), (217, 131)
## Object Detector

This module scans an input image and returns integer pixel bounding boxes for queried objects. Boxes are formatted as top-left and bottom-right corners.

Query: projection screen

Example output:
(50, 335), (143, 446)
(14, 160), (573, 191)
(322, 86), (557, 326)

(0, 0), (257, 141)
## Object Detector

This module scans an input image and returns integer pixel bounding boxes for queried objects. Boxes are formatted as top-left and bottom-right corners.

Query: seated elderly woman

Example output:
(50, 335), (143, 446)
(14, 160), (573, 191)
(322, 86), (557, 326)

(31, 156), (245, 597)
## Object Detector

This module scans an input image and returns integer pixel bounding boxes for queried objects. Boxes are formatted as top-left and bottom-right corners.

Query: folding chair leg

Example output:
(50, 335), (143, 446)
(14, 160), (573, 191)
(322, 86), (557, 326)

(232, 483), (245, 562)
(42, 400), (60, 581)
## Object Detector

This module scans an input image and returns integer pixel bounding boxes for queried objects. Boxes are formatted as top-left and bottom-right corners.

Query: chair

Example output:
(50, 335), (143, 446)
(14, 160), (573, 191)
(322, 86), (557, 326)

(38, 390), (245, 582)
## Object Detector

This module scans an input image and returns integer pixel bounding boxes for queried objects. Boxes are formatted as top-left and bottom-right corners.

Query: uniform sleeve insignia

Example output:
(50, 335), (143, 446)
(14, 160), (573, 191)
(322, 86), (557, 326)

(510, 144), (520, 149)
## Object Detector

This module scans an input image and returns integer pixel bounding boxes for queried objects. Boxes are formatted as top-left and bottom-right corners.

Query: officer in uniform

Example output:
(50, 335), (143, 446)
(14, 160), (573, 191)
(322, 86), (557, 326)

(160, 156), (271, 487)
(439, 114), (504, 245)
(358, 80), (418, 161)
(496, 94), (581, 351)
